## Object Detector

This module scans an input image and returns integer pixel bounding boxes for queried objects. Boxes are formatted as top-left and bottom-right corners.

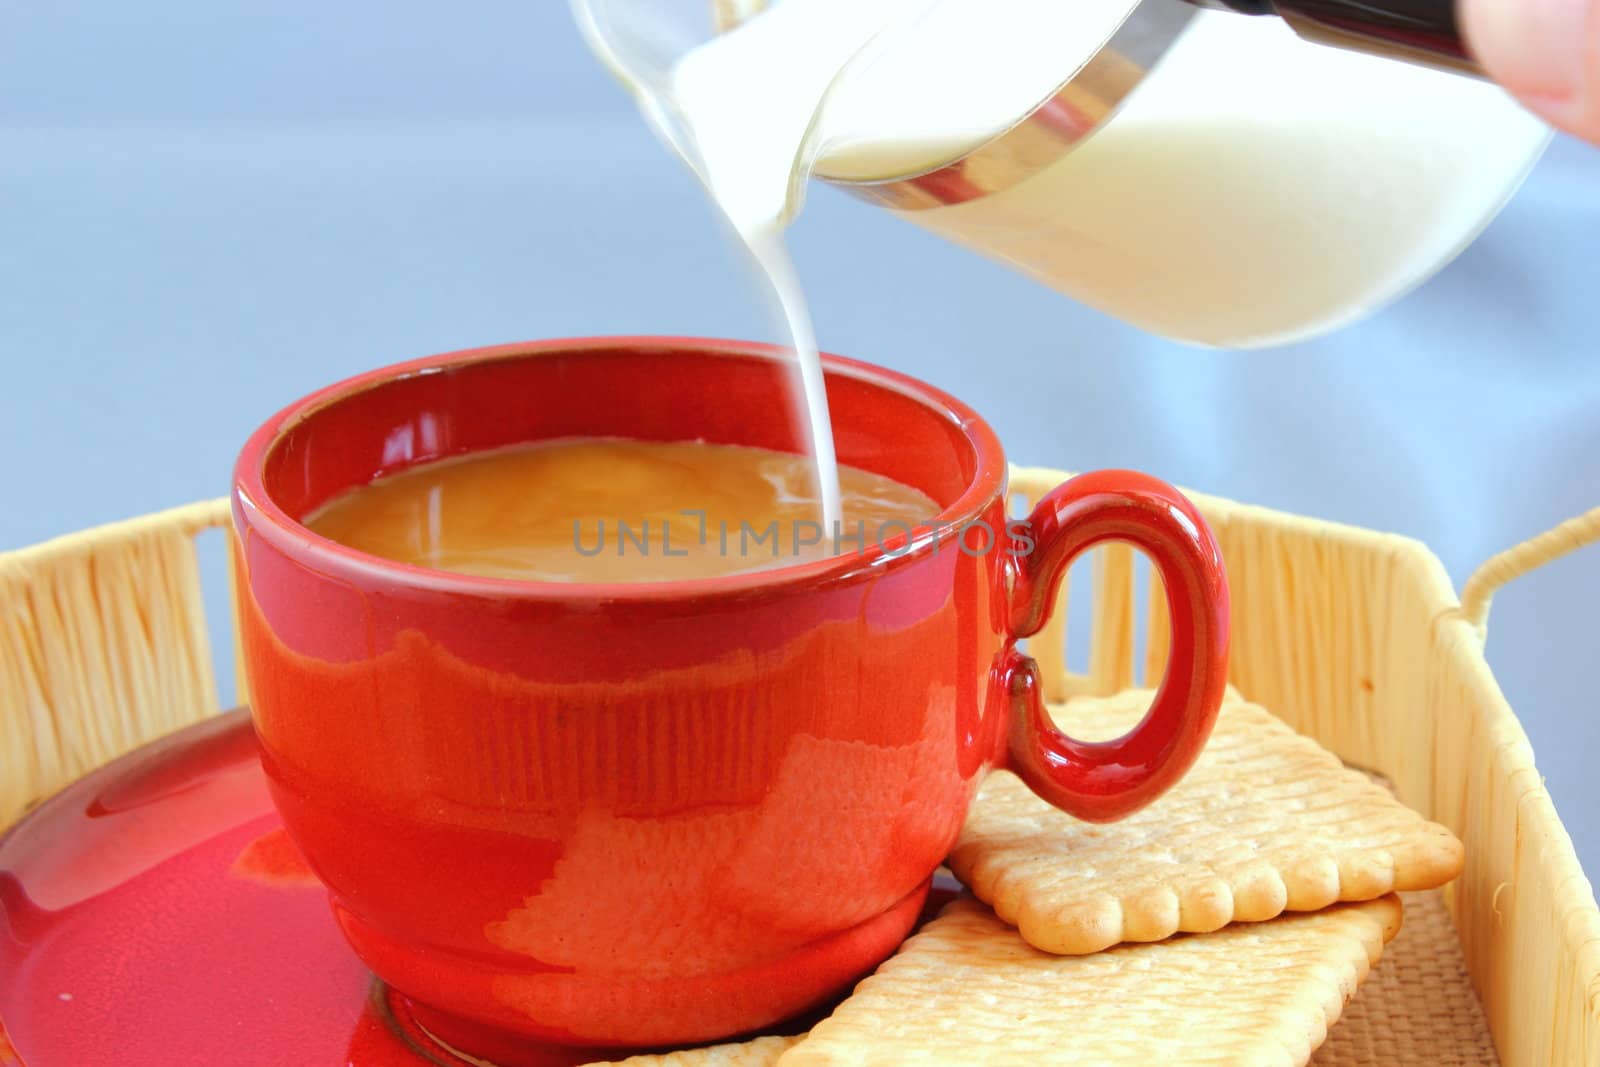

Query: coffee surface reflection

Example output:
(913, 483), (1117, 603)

(305, 438), (940, 582)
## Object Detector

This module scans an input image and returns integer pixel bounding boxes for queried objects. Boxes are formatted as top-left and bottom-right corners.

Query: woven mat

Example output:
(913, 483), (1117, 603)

(1310, 770), (1498, 1066)
(1312, 888), (1498, 1065)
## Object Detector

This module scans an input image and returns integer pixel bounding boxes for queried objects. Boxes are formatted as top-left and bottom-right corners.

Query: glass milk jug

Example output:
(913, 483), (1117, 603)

(782, 0), (1552, 349)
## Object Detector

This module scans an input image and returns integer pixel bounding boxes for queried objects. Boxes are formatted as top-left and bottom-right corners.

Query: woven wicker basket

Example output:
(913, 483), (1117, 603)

(2, 469), (1596, 1065)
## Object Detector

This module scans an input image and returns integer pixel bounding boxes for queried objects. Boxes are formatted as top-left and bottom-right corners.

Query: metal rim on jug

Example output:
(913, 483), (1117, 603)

(815, 0), (1199, 211)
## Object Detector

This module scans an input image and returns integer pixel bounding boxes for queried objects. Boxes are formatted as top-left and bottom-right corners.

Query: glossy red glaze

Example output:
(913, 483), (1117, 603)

(0, 710), (406, 1067)
(229, 338), (1230, 1056)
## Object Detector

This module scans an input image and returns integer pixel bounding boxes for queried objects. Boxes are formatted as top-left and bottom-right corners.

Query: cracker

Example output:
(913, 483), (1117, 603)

(950, 690), (1462, 955)
(587, 1034), (803, 1066)
(776, 895), (1402, 1067)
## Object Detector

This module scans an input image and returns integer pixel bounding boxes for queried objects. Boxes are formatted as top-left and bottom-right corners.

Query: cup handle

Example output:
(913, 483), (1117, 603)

(1000, 470), (1231, 822)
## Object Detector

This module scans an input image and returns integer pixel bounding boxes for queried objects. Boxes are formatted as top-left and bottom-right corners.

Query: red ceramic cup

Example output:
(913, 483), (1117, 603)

(232, 337), (1229, 1060)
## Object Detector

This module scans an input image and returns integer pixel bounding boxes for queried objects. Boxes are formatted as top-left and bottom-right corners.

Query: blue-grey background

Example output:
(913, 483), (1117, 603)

(2, 4), (1595, 868)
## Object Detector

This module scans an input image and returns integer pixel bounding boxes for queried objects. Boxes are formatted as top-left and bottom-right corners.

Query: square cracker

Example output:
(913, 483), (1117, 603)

(950, 690), (1461, 955)
(586, 1035), (803, 1066)
(777, 895), (1402, 1067)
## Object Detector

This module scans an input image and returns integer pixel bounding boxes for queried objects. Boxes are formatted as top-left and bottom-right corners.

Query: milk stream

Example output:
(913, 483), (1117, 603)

(744, 226), (841, 533)
(575, 0), (893, 534)
(573, 0), (944, 535)
(662, 0), (962, 535)
(575, 0), (1140, 535)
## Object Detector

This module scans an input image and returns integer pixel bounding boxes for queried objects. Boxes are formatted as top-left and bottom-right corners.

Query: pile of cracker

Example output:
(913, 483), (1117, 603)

(594, 690), (1465, 1067)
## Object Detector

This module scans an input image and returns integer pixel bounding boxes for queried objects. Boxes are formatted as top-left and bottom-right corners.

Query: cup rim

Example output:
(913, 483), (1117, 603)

(232, 336), (1009, 603)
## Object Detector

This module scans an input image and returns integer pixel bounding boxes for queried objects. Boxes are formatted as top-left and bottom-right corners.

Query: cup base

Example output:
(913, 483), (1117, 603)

(384, 986), (600, 1067)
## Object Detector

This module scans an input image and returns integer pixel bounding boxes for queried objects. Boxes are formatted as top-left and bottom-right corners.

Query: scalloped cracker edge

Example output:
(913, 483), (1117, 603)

(950, 690), (1461, 955)
(586, 1034), (803, 1066)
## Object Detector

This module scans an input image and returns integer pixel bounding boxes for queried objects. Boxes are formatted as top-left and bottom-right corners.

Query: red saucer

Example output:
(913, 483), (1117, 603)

(0, 711), (957, 1066)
